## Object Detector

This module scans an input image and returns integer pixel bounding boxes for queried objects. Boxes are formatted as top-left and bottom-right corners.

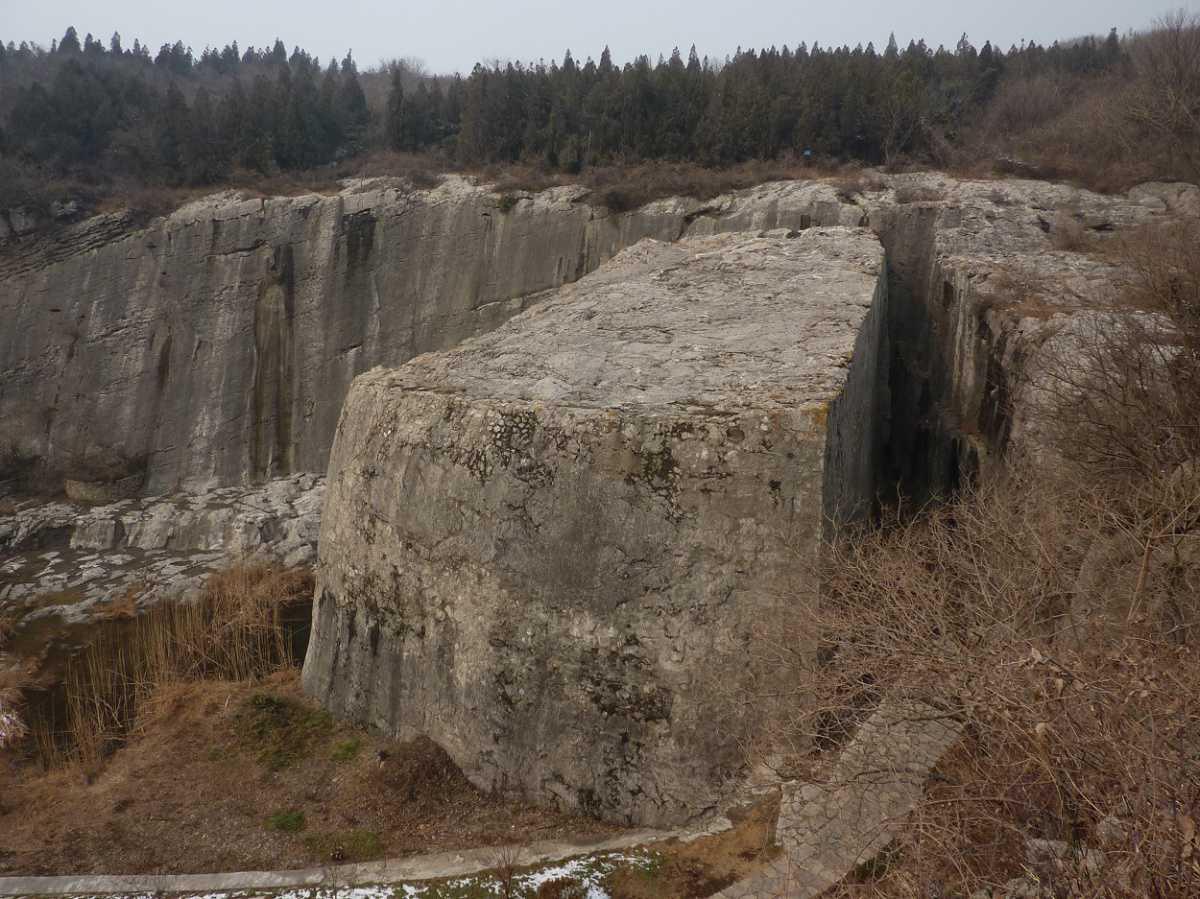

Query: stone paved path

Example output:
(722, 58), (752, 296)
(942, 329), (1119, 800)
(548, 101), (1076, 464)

(0, 828), (681, 896)
(714, 699), (963, 899)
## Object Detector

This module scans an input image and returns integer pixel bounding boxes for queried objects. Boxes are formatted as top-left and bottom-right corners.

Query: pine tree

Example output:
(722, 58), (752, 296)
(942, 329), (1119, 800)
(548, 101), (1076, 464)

(186, 88), (230, 184)
(336, 59), (370, 155)
(59, 27), (81, 54)
(885, 33), (899, 61)
(318, 59), (341, 158)
(159, 82), (191, 178)
(388, 67), (408, 150)
(219, 78), (247, 164)
(1104, 27), (1121, 64)
(242, 75), (276, 173)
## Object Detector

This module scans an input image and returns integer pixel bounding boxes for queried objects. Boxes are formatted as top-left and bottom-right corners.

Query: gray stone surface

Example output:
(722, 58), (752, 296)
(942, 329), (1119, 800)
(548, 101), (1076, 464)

(0, 177), (860, 495)
(0, 474), (323, 624)
(713, 700), (963, 899)
(11, 171), (1183, 498)
(0, 825), (689, 896)
(302, 229), (888, 827)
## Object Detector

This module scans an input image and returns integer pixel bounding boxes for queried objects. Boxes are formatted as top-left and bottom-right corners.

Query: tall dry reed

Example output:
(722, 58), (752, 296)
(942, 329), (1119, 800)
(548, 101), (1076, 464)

(33, 563), (312, 768)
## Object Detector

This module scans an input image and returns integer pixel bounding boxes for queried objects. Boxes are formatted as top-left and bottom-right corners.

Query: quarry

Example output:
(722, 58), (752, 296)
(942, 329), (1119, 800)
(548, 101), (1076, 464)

(1, 169), (1198, 897)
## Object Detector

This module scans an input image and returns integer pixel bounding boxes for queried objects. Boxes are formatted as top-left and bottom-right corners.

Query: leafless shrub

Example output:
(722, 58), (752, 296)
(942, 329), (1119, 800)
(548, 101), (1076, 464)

(490, 841), (525, 898)
(350, 150), (445, 189)
(968, 16), (1200, 192)
(1127, 11), (1200, 182)
(1050, 208), (1090, 251)
(733, 219), (1200, 896)
(984, 74), (1077, 141)
(739, 467), (1200, 897)
(1034, 220), (1200, 485)
(481, 159), (878, 213)
(582, 161), (804, 213)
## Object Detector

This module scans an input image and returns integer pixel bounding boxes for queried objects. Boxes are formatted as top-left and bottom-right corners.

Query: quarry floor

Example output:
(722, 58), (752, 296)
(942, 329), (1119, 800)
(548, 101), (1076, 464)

(0, 670), (777, 896)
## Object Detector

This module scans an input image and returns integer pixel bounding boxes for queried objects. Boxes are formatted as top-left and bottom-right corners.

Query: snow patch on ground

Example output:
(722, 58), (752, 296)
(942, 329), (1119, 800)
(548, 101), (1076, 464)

(58, 851), (659, 899)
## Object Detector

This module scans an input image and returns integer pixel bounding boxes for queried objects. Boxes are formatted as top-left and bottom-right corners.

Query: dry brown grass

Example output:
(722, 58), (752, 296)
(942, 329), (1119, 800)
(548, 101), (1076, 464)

(724, 217), (1200, 896)
(27, 562), (312, 769)
(737, 465), (1200, 897)
(1050, 208), (1091, 252)
(350, 150), (445, 188)
(602, 795), (779, 898)
(0, 670), (618, 876)
(0, 614), (33, 751)
(970, 16), (1200, 193)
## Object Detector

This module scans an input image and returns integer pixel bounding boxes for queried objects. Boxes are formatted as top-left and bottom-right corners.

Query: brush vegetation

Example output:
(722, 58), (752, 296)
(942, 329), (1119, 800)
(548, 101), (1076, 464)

(728, 221), (1200, 896)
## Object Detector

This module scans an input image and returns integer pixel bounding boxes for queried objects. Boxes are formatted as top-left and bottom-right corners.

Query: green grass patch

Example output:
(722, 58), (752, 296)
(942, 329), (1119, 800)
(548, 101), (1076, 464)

(266, 809), (306, 833)
(234, 693), (333, 771)
(303, 828), (383, 862)
(331, 737), (362, 762)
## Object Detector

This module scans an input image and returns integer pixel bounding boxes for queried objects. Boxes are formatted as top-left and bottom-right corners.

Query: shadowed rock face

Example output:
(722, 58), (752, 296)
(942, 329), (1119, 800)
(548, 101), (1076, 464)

(302, 230), (888, 825)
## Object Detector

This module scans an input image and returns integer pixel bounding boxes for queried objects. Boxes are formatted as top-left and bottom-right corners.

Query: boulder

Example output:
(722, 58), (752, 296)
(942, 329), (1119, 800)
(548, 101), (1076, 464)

(6, 207), (37, 236)
(303, 229), (889, 825)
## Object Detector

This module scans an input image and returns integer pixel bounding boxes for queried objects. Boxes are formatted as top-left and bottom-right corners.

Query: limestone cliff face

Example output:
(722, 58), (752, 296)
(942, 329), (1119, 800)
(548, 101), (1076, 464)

(1, 171), (1193, 500)
(303, 230), (888, 825)
(0, 177), (859, 495)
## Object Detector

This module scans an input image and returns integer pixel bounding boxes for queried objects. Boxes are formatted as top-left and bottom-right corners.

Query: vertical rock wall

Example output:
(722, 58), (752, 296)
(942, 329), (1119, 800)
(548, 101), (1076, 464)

(1, 171), (1188, 502)
(0, 178), (858, 494)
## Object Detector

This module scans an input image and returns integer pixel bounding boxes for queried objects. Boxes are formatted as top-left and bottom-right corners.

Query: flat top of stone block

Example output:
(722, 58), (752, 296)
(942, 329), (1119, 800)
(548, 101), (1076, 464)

(373, 228), (883, 413)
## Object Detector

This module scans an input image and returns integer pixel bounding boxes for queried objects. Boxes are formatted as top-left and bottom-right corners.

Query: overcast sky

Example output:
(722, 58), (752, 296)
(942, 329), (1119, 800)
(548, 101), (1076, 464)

(5, 0), (1194, 74)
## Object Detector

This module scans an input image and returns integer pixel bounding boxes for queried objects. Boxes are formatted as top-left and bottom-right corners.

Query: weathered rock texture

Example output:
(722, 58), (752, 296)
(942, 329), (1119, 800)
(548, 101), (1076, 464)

(303, 229), (888, 826)
(0, 177), (860, 495)
(0, 474), (322, 622)
(714, 700), (963, 899)
(2, 172), (1194, 501)
(0, 177), (864, 494)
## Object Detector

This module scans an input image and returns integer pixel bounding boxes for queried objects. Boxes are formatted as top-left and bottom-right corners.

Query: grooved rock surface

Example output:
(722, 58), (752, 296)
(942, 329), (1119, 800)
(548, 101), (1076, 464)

(2, 171), (1192, 502)
(0, 177), (860, 494)
(302, 229), (888, 826)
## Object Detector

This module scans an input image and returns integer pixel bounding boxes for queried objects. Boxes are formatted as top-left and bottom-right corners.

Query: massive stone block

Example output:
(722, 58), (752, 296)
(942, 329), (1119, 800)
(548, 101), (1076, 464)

(303, 229), (888, 825)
